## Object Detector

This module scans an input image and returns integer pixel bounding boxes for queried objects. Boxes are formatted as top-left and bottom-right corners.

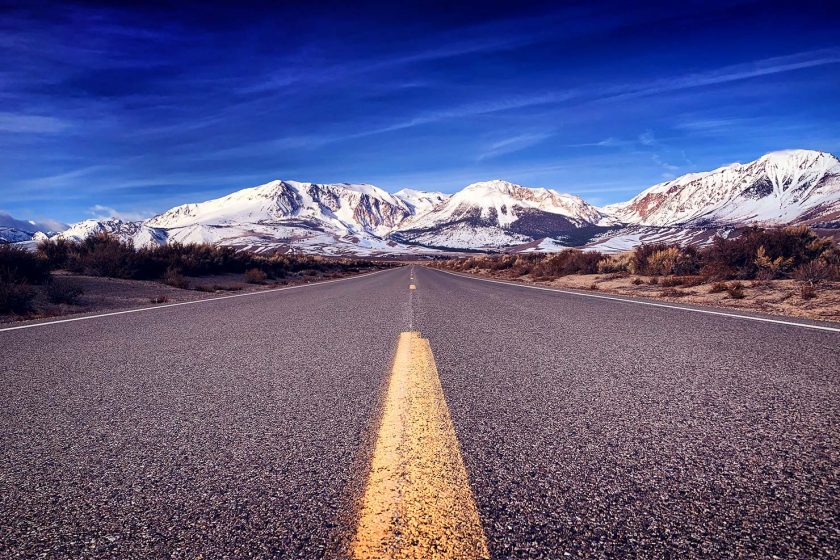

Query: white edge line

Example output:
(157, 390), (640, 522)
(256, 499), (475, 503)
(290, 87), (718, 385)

(433, 268), (840, 334)
(0, 268), (396, 333)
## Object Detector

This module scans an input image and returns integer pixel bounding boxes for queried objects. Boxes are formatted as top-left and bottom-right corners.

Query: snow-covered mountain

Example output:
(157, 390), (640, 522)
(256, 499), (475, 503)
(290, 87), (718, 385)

(52, 179), (611, 254)
(147, 180), (412, 236)
(43, 149), (840, 255)
(139, 180), (424, 255)
(58, 219), (167, 247)
(53, 181), (445, 256)
(393, 189), (449, 216)
(603, 150), (840, 227)
(0, 212), (66, 243)
(392, 180), (611, 249)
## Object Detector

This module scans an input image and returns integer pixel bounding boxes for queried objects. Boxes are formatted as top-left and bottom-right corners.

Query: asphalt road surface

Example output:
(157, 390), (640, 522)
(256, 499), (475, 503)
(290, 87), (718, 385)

(2, 265), (838, 558)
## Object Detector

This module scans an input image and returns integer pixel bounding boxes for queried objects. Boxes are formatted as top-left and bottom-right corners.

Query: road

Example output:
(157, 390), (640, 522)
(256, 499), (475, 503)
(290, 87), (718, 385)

(1, 265), (838, 558)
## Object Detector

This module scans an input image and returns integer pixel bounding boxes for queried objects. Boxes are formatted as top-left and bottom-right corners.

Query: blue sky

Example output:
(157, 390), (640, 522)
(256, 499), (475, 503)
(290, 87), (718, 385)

(2, 0), (839, 224)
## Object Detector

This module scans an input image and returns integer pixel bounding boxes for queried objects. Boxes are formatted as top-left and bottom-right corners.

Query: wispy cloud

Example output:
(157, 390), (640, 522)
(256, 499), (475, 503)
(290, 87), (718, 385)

(477, 132), (553, 161)
(675, 117), (754, 132)
(598, 48), (840, 103)
(16, 165), (113, 190)
(0, 112), (71, 134)
(638, 130), (657, 146)
(211, 49), (840, 158)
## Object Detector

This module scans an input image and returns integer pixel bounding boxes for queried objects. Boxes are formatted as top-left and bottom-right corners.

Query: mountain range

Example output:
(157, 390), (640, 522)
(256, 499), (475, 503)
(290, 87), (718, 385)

(0, 213), (66, 244)
(8, 149), (840, 255)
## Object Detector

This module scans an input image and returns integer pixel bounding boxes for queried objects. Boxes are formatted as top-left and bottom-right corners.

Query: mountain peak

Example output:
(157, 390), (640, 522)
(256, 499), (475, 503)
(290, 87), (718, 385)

(606, 149), (840, 227)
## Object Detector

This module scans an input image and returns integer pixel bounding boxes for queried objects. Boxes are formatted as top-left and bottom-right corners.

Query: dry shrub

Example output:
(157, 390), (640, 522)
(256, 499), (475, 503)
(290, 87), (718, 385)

(631, 277), (643, 285)
(215, 284), (242, 291)
(647, 247), (681, 276)
(0, 244), (50, 284)
(597, 253), (633, 274)
(0, 281), (35, 314)
(36, 238), (71, 268)
(46, 279), (84, 304)
(588, 283), (599, 290)
(660, 276), (683, 287)
(703, 226), (832, 280)
(43, 234), (388, 282)
(660, 287), (689, 298)
(799, 285), (817, 300)
(726, 281), (745, 299)
(754, 246), (793, 279)
(163, 267), (190, 289)
(708, 282), (728, 294)
(245, 268), (268, 284)
(681, 275), (705, 287)
(150, 295), (168, 304)
(792, 260), (831, 285)
(526, 250), (604, 279)
(632, 243), (668, 275)
(648, 277), (659, 285)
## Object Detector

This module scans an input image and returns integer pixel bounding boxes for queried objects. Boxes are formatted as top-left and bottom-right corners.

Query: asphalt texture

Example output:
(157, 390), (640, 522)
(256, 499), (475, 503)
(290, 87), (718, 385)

(414, 267), (840, 559)
(2, 265), (839, 558)
(0, 270), (410, 559)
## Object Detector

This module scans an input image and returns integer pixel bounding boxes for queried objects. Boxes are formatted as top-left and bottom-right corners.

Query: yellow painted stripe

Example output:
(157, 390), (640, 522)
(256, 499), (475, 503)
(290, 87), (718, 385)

(351, 332), (489, 560)
(409, 284), (416, 290)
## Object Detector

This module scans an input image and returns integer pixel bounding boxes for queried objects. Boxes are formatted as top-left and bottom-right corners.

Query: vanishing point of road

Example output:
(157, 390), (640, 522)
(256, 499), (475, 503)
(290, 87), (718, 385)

(1, 265), (838, 558)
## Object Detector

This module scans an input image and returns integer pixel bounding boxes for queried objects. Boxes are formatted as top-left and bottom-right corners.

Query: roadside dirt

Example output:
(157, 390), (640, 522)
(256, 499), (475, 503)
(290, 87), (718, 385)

(0, 268), (383, 324)
(462, 269), (840, 323)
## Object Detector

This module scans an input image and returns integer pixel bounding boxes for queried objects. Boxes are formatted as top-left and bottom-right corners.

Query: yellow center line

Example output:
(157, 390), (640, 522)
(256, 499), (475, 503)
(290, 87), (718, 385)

(409, 284), (416, 290)
(351, 332), (489, 560)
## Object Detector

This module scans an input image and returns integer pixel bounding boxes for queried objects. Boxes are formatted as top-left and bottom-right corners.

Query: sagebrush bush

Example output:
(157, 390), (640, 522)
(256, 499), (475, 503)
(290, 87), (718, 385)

(245, 268), (268, 283)
(163, 267), (190, 289)
(659, 287), (689, 298)
(597, 253), (633, 274)
(681, 275), (705, 287)
(0, 281), (35, 314)
(702, 226), (832, 280)
(709, 282), (728, 294)
(0, 244), (50, 284)
(726, 281), (746, 299)
(647, 247), (681, 276)
(36, 238), (71, 268)
(46, 279), (84, 304)
(799, 285), (817, 300)
(34, 234), (388, 282)
(532, 250), (604, 278)
(632, 243), (668, 275)
(433, 227), (838, 282)
(791, 260), (831, 285)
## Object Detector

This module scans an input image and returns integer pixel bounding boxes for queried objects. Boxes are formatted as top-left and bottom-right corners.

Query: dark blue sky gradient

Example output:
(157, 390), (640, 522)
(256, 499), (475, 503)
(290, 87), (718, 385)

(2, 0), (839, 223)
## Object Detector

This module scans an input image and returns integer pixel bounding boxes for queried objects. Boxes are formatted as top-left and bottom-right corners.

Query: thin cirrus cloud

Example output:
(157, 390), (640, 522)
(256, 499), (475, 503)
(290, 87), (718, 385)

(477, 133), (554, 161)
(218, 48), (840, 158)
(593, 48), (840, 104)
(0, 112), (71, 134)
